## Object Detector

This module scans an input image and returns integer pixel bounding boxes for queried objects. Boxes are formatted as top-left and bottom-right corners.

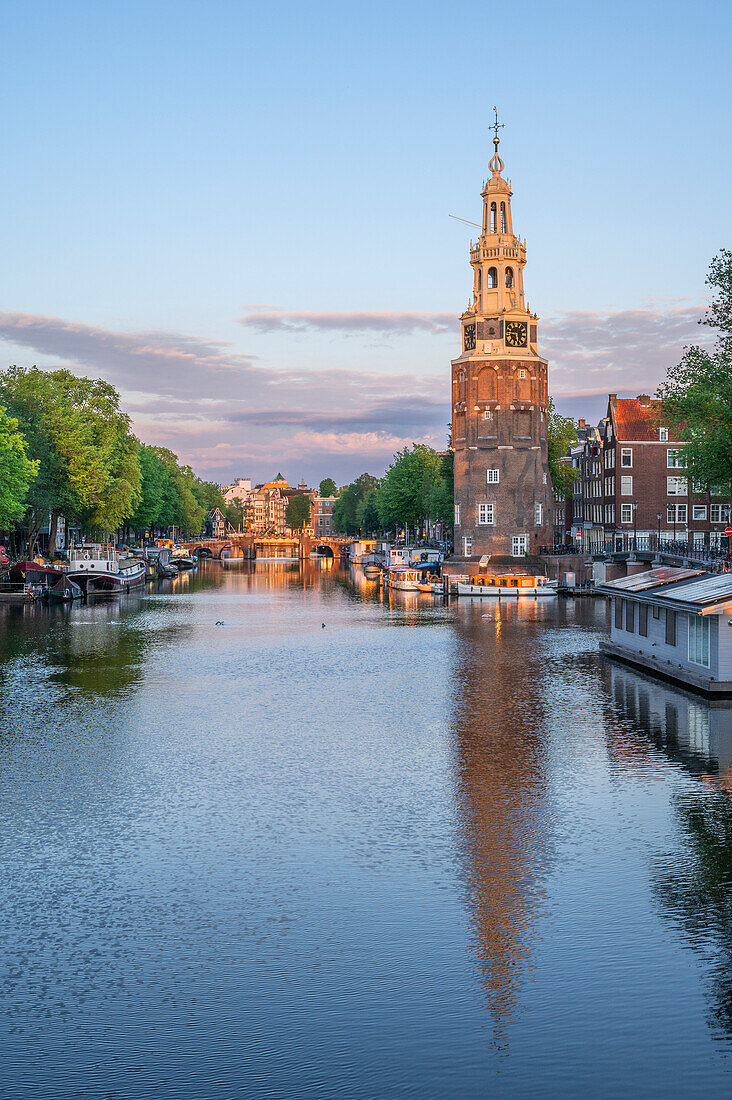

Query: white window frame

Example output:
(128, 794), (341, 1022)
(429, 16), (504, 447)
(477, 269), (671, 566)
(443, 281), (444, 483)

(667, 503), (688, 524)
(711, 504), (731, 524)
(692, 505), (707, 521)
(621, 475), (633, 496)
(667, 476), (688, 496)
(512, 534), (528, 556)
(534, 502), (543, 526)
(454, 503), (461, 526)
(483, 409), (492, 420)
(659, 427), (669, 442)
(621, 503), (633, 523)
(621, 448), (633, 467)
(463, 536), (473, 556)
(667, 448), (685, 469)
(518, 369), (527, 379)
(688, 615), (710, 668)
(477, 503), (494, 525)
(486, 468), (499, 484)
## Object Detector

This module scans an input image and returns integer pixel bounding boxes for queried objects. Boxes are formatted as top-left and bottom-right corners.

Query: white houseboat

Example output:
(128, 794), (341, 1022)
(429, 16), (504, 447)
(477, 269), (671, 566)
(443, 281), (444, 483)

(62, 546), (146, 593)
(385, 565), (421, 592)
(597, 567), (732, 696)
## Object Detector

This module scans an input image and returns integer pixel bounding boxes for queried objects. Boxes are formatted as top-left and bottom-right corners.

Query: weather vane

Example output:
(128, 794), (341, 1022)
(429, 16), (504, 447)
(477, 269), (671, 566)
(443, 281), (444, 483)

(491, 106), (504, 148)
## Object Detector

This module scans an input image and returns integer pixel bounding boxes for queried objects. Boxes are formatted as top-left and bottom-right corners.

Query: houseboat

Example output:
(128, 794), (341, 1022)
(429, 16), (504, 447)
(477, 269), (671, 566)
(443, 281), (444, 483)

(385, 565), (421, 592)
(61, 546), (146, 593)
(456, 573), (556, 598)
(597, 567), (732, 696)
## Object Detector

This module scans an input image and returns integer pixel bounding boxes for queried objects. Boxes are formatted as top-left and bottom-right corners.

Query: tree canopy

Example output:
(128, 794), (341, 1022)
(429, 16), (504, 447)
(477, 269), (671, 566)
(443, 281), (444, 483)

(547, 398), (579, 498)
(286, 494), (310, 530)
(319, 477), (337, 497)
(657, 250), (732, 494)
(0, 405), (38, 529)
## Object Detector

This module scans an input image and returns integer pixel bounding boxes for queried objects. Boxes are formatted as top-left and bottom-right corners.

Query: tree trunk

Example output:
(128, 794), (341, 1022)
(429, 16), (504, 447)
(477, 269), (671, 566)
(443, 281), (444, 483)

(47, 510), (59, 560)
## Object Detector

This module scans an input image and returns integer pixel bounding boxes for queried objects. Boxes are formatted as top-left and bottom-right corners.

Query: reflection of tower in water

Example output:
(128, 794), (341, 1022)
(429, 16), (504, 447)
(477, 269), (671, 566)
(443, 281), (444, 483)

(449, 602), (553, 1039)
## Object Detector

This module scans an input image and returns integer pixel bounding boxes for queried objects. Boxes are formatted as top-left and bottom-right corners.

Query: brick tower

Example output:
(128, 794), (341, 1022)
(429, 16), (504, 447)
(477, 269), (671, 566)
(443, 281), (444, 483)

(451, 123), (552, 560)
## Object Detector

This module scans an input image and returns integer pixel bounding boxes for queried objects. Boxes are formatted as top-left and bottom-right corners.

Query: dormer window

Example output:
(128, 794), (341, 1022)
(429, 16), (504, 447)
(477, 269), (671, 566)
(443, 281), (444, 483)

(659, 427), (669, 441)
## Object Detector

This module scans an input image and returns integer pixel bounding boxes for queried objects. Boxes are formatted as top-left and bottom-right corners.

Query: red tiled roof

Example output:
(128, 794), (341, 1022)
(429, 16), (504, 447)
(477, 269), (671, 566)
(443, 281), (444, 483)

(611, 397), (681, 442)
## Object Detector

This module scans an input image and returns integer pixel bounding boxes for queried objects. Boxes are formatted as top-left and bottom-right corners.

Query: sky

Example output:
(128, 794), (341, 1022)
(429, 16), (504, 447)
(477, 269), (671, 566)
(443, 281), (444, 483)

(0, 0), (730, 487)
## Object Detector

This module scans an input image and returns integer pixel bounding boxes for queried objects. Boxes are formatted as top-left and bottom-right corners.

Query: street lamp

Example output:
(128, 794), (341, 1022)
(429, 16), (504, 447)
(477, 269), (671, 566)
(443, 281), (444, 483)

(672, 505), (677, 543)
(633, 501), (638, 551)
(657, 512), (662, 551)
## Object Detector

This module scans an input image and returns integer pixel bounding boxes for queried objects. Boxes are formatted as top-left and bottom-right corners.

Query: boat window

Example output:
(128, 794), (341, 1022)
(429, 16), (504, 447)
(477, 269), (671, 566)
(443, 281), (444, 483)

(511, 579), (518, 586)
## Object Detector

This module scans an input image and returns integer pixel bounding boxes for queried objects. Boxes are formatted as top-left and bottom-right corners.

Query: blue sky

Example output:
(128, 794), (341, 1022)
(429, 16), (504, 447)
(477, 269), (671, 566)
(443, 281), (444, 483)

(0, 0), (729, 484)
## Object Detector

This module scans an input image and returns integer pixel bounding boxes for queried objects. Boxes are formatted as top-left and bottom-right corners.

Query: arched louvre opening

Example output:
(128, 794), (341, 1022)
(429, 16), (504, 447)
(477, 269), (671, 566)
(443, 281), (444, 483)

(487, 267), (497, 289)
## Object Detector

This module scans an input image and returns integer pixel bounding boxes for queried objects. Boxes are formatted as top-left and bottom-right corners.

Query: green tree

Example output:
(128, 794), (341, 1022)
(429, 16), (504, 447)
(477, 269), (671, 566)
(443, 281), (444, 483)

(333, 473), (379, 535)
(286, 493), (310, 530)
(377, 445), (444, 536)
(356, 490), (381, 535)
(319, 477), (337, 497)
(0, 405), (38, 529)
(547, 398), (579, 497)
(225, 500), (244, 530)
(0, 367), (142, 549)
(657, 249), (732, 494)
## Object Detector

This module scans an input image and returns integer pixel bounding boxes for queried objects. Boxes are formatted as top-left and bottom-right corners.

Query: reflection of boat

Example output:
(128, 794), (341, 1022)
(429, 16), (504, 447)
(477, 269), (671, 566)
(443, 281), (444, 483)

(364, 563), (381, 578)
(385, 566), (420, 592)
(61, 546), (146, 593)
(456, 573), (556, 598)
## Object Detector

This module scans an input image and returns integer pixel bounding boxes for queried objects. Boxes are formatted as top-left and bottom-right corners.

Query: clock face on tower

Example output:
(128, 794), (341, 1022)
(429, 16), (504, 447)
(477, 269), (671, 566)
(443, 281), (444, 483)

(463, 323), (476, 351)
(505, 321), (528, 348)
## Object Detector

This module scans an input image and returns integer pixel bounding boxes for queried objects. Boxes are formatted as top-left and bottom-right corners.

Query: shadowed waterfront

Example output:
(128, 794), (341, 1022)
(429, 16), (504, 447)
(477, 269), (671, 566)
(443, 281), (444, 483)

(2, 562), (732, 1097)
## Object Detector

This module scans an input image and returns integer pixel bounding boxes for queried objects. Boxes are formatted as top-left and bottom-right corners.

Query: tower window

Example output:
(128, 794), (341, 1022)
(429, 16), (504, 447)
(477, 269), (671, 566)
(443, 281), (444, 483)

(487, 267), (497, 289)
(500, 203), (507, 233)
(483, 409), (492, 420)
(505, 267), (514, 288)
(476, 269), (482, 292)
(519, 369), (526, 379)
(490, 203), (497, 233)
(487, 468), (499, 483)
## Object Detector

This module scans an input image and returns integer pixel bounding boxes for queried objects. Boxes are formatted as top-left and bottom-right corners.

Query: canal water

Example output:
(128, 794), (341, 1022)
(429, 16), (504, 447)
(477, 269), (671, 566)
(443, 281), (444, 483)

(2, 560), (732, 1097)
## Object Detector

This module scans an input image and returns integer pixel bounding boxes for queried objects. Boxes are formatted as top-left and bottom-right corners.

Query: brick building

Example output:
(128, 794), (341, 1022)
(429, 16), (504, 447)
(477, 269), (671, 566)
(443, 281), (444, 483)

(558, 394), (731, 554)
(451, 128), (552, 559)
(310, 493), (336, 538)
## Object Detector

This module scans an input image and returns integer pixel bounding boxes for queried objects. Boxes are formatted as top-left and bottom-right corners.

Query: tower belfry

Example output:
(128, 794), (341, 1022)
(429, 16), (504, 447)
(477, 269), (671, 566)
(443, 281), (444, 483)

(451, 126), (552, 559)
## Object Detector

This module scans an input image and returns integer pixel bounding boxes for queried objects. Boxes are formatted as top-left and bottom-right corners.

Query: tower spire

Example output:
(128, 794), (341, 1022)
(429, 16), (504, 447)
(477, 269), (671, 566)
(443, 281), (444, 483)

(489, 106), (505, 176)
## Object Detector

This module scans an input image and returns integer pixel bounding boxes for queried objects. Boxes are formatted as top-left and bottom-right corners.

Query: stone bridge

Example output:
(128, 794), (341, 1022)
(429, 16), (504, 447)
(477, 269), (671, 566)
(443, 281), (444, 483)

(182, 534), (351, 561)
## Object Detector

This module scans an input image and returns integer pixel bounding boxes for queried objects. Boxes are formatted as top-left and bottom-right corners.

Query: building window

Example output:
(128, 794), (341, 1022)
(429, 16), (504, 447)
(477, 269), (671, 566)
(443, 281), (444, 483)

(505, 267), (513, 288)
(667, 504), (687, 524)
(688, 615), (710, 668)
(487, 267), (497, 288)
(639, 604), (648, 637)
(483, 409), (492, 420)
(620, 504), (633, 523)
(486, 468), (500, 484)
(535, 503), (543, 525)
(711, 504), (731, 524)
(667, 476), (688, 496)
(463, 536), (473, 556)
(659, 427), (669, 442)
(621, 476), (633, 496)
(477, 503), (494, 525)
(667, 449), (685, 468)
(454, 504), (461, 526)
(512, 535), (528, 556)
(625, 601), (635, 633)
(490, 202), (497, 233)
(693, 505), (708, 521)
(665, 609), (676, 647)
(500, 202), (507, 233)
(519, 369), (527, 379)
(621, 448), (633, 467)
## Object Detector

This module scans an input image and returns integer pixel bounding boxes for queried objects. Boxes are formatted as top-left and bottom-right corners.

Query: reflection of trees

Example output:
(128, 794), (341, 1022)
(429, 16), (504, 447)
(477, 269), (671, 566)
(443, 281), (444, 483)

(654, 791), (732, 1037)
(449, 602), (552, 1042)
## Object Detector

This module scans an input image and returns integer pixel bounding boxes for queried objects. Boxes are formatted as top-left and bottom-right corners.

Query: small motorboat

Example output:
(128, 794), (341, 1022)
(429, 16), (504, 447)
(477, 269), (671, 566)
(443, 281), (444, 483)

(48, 574), (83, 602)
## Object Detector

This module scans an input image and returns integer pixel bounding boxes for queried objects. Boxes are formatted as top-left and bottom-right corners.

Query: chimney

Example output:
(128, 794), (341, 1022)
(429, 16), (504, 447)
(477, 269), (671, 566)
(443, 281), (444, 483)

(579, 417), (586, 428)
(608, 393), (617, 402)
(637, 394), (651, 406)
